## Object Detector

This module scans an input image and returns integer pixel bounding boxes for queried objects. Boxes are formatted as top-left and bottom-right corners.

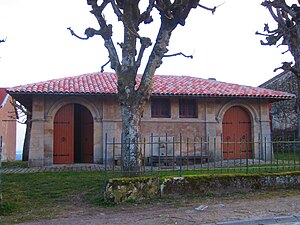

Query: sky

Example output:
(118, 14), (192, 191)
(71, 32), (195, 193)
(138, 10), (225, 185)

(0, 0), (297, 152)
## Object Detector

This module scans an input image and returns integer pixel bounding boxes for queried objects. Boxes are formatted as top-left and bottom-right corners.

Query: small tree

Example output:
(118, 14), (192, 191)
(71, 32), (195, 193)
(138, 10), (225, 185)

(9, 100), (32, 161)
(256, 0), (300, 139)
(69, 0), (218, 176)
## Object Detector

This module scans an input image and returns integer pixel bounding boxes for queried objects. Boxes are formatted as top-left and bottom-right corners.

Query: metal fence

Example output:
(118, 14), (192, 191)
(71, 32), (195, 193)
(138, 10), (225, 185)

(102, 133), (300, 178)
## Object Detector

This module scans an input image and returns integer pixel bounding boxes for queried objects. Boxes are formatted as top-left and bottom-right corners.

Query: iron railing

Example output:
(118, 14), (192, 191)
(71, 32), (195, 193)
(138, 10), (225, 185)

(102, 133), (300, 178)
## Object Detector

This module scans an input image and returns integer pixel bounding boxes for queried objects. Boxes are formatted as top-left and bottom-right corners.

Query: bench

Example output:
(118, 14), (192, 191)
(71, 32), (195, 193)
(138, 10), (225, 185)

(148, 155), (208, 166)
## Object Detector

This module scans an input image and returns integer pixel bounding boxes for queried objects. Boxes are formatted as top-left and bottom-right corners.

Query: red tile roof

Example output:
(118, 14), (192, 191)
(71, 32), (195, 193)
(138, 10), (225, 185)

(6, 72), (295, 100)
(0, 88), (8, 106)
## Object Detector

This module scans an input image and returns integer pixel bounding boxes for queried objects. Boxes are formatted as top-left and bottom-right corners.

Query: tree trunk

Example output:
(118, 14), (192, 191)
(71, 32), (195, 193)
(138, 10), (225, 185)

(120, 101), (143, 177)
(22, 116), (32, 161)
(290, 49), (300, 140)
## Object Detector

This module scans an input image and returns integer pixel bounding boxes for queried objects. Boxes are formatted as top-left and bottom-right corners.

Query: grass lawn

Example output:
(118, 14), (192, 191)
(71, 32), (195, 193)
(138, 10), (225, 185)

(0, 171), (111, 224)
(274, 151), (300, 161)
(1, 158), (299, 224)
(1, 161), (28, 169)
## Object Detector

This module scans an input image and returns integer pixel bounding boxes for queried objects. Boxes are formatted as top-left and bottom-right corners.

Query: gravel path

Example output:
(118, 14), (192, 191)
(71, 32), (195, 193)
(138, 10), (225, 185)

(16, 189), (300, 225)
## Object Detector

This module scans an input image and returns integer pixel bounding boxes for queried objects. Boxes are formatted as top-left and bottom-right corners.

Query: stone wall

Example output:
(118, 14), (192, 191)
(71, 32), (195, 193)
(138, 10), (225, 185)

(28, 94), (272, 166)
(105, 172), (300, 203)
(260, 71), (298, 135)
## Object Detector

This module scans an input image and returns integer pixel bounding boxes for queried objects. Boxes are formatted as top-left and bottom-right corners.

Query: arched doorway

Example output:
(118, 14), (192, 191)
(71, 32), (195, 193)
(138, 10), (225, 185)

(53, 103), (94, 164)
(222, 106), (252, 160)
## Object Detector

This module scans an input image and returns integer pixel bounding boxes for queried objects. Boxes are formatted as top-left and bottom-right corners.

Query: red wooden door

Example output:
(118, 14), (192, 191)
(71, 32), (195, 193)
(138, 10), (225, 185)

(53, 104), (74, 164)
(80, 106), (94, 163)
(222, 106), (252, 160)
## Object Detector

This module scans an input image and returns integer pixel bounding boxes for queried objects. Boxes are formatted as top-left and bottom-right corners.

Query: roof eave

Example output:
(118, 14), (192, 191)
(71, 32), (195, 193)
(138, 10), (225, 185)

(8, 91), (294, 101)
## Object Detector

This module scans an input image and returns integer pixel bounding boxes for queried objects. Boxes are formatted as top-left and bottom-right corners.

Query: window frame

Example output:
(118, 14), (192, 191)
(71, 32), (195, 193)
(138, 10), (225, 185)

(179, 98), (197, 118)
(151, 97), (171, 118)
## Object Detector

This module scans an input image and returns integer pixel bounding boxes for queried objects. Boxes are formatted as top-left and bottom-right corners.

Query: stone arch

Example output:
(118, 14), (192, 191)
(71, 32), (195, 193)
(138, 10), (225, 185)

(216, 100), (259, 124)
(53, 103), (94, 164)
(46, 96), (101, 123)
(43, 96), (102, 165)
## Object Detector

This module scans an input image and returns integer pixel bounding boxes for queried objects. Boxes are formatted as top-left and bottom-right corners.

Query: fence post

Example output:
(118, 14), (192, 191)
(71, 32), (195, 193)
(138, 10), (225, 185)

(158, 136), (161, 169)
(112, 137), (115, 171)
(0, 136), (2, 208)
(143, 137), (146, 174)
(270, 134), (273, 171)
(264, 136), (267, 163)
(103, 133), (108, 196)
(246, 134), (249, 174)
(150, 133), (153, 173)
(179, 133), (182, 177)
(193, 135), (196, 170)
(186, 137), (189, 171)
(172, 136), (175, 171)
(213, 137), (216, 171)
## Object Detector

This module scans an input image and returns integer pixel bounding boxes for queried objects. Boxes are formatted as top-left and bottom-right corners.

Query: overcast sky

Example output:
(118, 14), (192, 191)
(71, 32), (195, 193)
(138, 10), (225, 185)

(0, 0), (297, 152)
(0, 0), (296, 89)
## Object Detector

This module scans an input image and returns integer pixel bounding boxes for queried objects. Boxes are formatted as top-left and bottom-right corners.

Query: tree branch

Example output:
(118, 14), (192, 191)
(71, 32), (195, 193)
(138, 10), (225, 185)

(139, 0), (155, 24)
(274, 61), (300, 77)
(273, 0), (296, 17)
(67, 27), (90, 40)
(136, 37), (152, 68)
(264, 2), (279, 20)
(86, 0), (121, 71)
(137, 26), (173, 99)
(259, 32), (284, 45)
(101, 59), (110, 72)
(262, 0), (297, 21)
(137, 0), (205, 99)
(9, 99), (31, 124)
(198, 2), (224, 14)
(164, 52), (193, 59)
(110, 0), (123, 21)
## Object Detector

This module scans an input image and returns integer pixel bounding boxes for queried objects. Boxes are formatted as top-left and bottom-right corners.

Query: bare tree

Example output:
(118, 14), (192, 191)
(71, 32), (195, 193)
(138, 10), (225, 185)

(68, 0), (218, 176)
(9, 100), (32, 161)
(256, 0), (300, 139)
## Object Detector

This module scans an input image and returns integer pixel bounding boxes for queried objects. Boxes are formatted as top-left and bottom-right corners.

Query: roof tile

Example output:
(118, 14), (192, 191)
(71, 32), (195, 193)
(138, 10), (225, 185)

(6, 72), (295, 100)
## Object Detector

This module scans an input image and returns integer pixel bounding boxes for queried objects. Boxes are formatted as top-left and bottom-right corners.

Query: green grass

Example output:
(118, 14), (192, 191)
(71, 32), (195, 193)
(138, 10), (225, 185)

(2, 160), (28, 169)
(114, 162), (300, 178)
(0, 158), (299, 224)
(0, 165), (300, 224)
(274, 151), (300, 161)
(0, 171), (111, 224)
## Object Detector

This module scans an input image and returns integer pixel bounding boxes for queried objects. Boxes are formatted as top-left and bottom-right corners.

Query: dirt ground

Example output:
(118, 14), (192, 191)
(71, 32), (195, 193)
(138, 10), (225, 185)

(17, 189), (300, 225)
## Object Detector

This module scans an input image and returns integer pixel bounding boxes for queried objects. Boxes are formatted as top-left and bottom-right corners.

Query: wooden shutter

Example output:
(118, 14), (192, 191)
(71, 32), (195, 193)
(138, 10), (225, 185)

(222, 106), (252, 160)
(53, 104), (74, 164)
(80, 106), (94, 163)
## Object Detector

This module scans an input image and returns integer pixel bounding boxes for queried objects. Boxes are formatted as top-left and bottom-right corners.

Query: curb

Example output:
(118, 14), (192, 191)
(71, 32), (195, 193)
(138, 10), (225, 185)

(204, 215), (300, 225)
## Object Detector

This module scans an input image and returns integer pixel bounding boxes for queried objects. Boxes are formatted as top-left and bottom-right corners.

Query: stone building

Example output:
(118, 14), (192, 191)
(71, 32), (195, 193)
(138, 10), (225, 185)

(7, 72), (294, 167)
(259, 71), (298, 136)
(0, 88), (16, 161)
